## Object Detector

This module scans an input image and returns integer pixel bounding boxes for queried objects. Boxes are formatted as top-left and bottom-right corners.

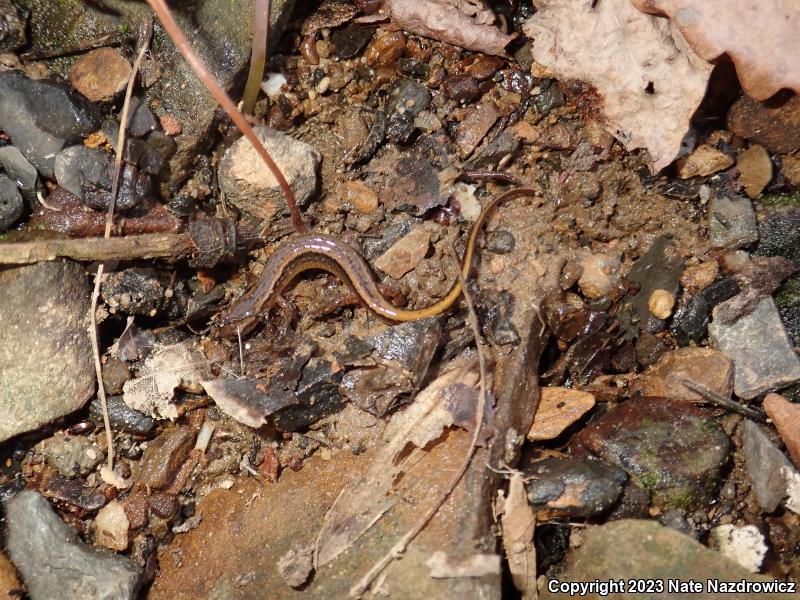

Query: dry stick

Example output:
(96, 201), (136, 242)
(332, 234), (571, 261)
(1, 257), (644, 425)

(350, 244), (490, 598)
(242, 0), (270, 114)
(89, 19), (153, 478)
(143, 0), (307, 233)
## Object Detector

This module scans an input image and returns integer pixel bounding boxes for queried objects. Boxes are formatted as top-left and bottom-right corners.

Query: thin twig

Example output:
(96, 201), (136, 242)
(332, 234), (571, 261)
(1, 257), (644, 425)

(90, 19), (153, 479)
(679, 378), (765, 421)
(350, 244), (490, 597)
(143, 0), (307, 233)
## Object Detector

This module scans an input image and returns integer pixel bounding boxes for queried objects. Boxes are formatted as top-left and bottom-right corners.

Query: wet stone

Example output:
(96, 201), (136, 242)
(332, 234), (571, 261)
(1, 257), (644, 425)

(709, 194), (759, 249)
(524, 456), (626, 519)
(384, 79), (431, 143)
(469, 128), (520, 168)
(135, 426), (196, 490)
(364, 29), (406, 68)
(0, 145), (37, 199)
(0, 261), (94, 442)
(709, 296), (800, 399)
(742, 419), (795, 513)
(102, 120), (165, 176)
(148, 491), (179, 520)
(671, 277), (740, 345)
(367, 317), (442, 374)
(69, 47), (132, 102)
(101, 268), (165, 316)
(631, 347), (733, 403)
(331, 23), (373, 59)
(6, 491), (141, 600)
(383, 155), (443, 215)
(373, 223), (431, 279)
(54, 145), (112, 202)
(202, 377), (300, 429)
(0, 173), (23, 232)
(727, 93), (800, 154)
(89, 396), (157, 437)
(634, 332), (671, 367)
(442, 74), (481, 103)
(94, 499), (129, 551)
(572, 397), (731, 511)
(540, 520), (795, 600)
(36, 434), (104, 478)
(531, 79), (565, 116)
(41, 474), (107, 513)
(218, 126), (321, 226)
(123, 96), (158, 138)
(756, 202), (800, 264)
(679, 261), (719, 296)
(577, 252), (620, 299)
(455, 101), (500, 159)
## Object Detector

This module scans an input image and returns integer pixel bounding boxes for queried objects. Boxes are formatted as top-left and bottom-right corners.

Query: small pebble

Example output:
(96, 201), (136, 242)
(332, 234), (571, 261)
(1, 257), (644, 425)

(159, 114), (182, 136)
(679, 261), (719, 296)
(677, 144), (734, 179)
(374, 225), (431, 280)
(648, 289), (675, 319)
(486, 230), (515, 254)
(94, 500), (129, 551)
(69, 48), (132, 102)
(578, 253), (620, 299)
(340, 180), (378, 214)
(736, 144), (772, 199)
(364, 30), (406, 68)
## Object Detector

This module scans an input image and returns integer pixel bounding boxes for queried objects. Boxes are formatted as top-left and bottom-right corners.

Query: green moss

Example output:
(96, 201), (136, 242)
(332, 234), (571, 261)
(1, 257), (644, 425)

(759, 193), (800, 208)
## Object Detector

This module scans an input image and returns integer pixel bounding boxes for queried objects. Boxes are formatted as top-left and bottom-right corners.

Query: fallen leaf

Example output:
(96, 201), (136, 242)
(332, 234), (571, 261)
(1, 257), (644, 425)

(524, 0), (712, 172)
(425, 550), (501, 578)
(631, 0), (800, 101)
(122, 341), (210, 419)
(501, 474), (537, 597)
(314, 365), (479, 567)
(384, 0), (516, 57)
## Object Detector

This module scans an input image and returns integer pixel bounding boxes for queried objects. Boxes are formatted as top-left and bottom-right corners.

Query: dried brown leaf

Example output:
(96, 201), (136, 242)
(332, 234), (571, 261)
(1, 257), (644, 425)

(501, 474), (537, 597)
(524, 0), (713, 172)
(122, 341), (210, 419)
(631, 0), (800, 101)
(386, 0), (516, 56)
(314, 365), (479, 568)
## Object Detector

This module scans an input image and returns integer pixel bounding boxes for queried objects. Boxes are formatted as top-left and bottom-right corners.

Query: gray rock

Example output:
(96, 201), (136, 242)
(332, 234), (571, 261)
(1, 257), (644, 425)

(54, 145), (111, 200)
(0, 145), (38, 198)
(35, 434), (105, 478)
(6, 490), (141, 600)
(525, 456), (627, 518)
(122, 96), (157, 138)
(709, 194), (759, 249)
(0, 173), (24, 232)
(218, 126), (321, 226)
(0, 261), (95, 442)
(540, 520), (795, 600)
(0, 74), (66, 179)
(21, 0), (294, 188)
(709, 296), (800, 399)
(385, 79), (432, 143)
(742, 419), (794, 512)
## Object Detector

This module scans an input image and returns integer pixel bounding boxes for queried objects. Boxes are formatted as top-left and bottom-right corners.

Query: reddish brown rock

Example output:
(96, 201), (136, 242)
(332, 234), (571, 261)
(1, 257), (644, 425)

(527, 387), (595, 441)
(727, 94), (800, 154)
(763, 393), (800, 469)
(70, 48), (131, 102)
(455, 101), (500, 158)
(631, 347), (733, 403)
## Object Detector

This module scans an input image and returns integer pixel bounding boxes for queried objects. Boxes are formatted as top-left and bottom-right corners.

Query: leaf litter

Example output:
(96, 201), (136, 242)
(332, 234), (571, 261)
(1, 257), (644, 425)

(524, 0), (713, 172)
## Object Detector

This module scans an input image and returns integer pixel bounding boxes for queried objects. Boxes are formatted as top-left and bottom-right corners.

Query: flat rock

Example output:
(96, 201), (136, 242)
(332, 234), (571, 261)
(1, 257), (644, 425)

(218, 126), (321, 226)
(763, 393), (800, 468)
(0, 145), (38, 198)
(527, 387), (595, 441)
(709, 296), (800, 399)
(742, 419), (795, 512)
(6, 490), (141, 600)
(727, 94), (800, 154)
(631, 347), (733, 403)
(572, 397), (731, 510)
(69, 47), (131, 102)
(0, 261), (95, 442)
(373, 223), (431, 279)
(541, 519), (795, 600)
(709, 194), (758, 249)
(677, 144), (733, 178)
